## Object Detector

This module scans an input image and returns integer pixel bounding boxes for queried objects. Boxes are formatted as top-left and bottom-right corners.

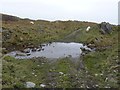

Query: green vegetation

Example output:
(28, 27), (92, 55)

(2, 17), (96, 52)
(1, 14), (119, 88)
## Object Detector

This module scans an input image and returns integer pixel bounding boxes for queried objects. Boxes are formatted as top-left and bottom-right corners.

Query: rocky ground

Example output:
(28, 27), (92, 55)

(1, 14), (119, 89)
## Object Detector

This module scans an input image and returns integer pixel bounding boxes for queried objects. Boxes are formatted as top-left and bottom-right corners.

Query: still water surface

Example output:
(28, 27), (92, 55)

(8, 42), (91, 59)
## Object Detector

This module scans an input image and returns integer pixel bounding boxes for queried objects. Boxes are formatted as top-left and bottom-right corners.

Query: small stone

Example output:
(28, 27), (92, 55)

(105, 78), (108, 82)
(32, 73), (35, 75)
(59, 72), (64, 75)
(25, 82), (35, 88)
(86, 86), (90, 88)
(80, 86), (83, 88)
(63, 74), (66, 76)
(37, 65), (40, 67)
(23, 48), (31, 53)
(20, 37), (23, 41)
(95, 74), (98, 76)
(105, 86), (110, 88)
(33, 70), (35, 72)
(49, 69), (52, 72)
(113, 70), (117, 73)
(95, 85), (99, 87)
(40, 84), (46, 87)
(16, 51), (26, 56)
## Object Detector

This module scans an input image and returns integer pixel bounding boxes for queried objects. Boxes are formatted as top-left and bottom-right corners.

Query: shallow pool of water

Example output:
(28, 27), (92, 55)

(8, 42), (91, 59)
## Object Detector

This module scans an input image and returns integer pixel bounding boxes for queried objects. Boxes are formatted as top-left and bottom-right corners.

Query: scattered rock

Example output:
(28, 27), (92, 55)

(25, 82), (35, 88)
(37, 65), (40, 67)
(100, 73), (103, 76)
(95, 74), (98, 76)
(15, 51), (26, 56)
(37, 48), (41, 51)
(95, 84), (99, 87)
(32, 48), (37, 52)
(2, 48), (6, 50)
(20, 37), (23, 41)
(105, 77), (108, 82)
(80, 47), (92, 54)
(87, 44), (96, 49)
(23, 48), (31, 53)
(59, 72), (64, 75)
(32, 72), (35, 75)
(40, 84), (46, 87)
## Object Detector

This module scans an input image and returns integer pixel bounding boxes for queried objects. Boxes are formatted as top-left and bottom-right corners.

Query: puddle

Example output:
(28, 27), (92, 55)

(7, 42), (91, 59)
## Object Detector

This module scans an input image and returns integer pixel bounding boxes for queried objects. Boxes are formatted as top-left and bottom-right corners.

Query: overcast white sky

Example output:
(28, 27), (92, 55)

(0, 0), (119, 24)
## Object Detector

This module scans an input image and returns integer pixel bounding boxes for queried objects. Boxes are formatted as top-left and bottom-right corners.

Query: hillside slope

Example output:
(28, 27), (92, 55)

(2, 14), (119, 88)
(2, 14), (98, 52)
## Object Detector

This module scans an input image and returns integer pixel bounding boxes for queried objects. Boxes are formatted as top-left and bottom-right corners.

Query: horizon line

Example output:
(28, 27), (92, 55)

(1, 12), (118, 25)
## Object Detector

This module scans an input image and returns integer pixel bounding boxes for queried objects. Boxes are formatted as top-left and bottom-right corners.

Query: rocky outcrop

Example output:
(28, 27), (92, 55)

(99, 22), (112, 34)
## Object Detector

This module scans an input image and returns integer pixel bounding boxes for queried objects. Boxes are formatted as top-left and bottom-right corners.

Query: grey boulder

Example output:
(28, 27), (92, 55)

(99, 22), (112, 34)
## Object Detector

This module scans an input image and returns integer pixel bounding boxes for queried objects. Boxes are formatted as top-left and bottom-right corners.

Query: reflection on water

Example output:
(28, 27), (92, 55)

(8, 42), (91, 59)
